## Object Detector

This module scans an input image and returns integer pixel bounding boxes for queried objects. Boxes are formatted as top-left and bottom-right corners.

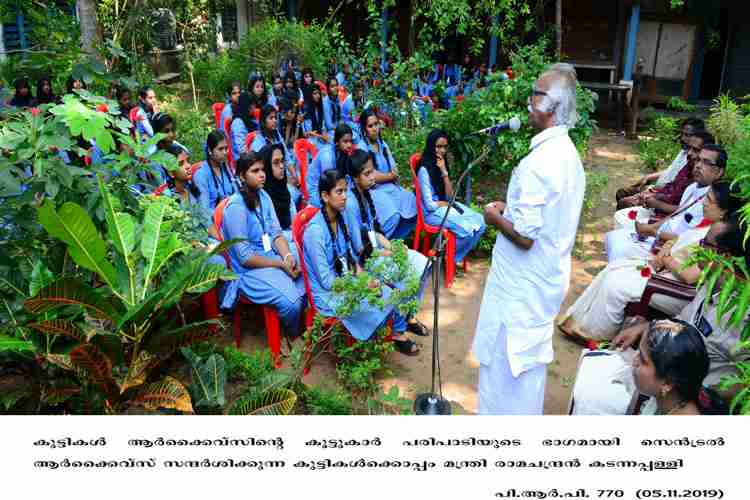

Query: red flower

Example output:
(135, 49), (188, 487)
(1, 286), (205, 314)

(586, 340), (599, 351)
(627, 210), (638, 220)
(640, 266), (652, 278)
(30, 107), (41, 117)
(96, 103), (109, 113)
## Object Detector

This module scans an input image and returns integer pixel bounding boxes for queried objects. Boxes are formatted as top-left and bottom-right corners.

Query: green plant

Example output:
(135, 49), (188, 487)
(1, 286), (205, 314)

(667, 97), (696, 113)
(182, 347), (226, 411)
(707, 95), (747, 148)
(366, 385), (414, 415)
(228, 371), (298, 415)
(583, 170), (609, 215)
(16, 177), (235, 413)
(637, 115), (680, 171)
(303, 385), (353, 415)
(222, 346), (275, 384)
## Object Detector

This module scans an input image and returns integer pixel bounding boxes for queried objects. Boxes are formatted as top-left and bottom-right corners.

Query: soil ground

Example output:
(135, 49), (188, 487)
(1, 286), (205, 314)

(221, 129), (646, 414)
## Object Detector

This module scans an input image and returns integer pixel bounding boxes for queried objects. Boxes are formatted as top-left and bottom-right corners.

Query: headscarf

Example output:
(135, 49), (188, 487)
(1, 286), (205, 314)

(233, 91), (257, 132)
(261, 144), (292, 230)
(418, 129), (449, 201)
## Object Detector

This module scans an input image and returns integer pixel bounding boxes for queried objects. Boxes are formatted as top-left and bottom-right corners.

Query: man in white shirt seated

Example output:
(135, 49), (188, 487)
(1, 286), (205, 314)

(615, 118), (704, 208)
(472, 65), (586, 415)
(605, 144), (727, 263)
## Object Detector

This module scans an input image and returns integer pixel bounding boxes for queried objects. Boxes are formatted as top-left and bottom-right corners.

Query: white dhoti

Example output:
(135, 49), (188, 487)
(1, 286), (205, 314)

(569, 350), (636, 415)
(613, 206), (651, 231)
(605, 228), (654, 263)
(478, 324), (548, 415)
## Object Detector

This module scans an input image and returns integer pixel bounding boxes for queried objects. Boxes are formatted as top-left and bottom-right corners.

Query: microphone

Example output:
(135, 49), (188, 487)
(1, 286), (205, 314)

(469, 116), (521, 136)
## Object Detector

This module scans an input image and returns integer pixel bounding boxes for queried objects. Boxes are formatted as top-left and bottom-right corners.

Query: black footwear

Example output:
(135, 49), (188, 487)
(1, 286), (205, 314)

(406, 319), (430, 337)
(393, 337), (420, 356)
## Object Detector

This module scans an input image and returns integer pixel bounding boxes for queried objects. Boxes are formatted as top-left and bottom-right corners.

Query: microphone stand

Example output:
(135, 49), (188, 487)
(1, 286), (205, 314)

(414, 144), (490, 415)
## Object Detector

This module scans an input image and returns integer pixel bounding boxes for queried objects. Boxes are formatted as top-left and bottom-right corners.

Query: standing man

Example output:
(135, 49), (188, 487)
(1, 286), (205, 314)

(471, 66), (586, 415)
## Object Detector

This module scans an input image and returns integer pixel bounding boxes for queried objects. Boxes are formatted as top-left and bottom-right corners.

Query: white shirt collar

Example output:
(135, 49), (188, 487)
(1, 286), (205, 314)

(530, 125), (569, 150)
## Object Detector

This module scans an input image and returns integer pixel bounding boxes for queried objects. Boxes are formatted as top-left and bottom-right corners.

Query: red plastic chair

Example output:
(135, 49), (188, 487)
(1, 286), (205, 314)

(293, 139), (318, 202)
(213, 198), (284, 368)
(223, 117), (235, 171)
(244, 131), (258, 152)
(314, 80), (328, 96)
(625, 275), (697, 320)
(409, 153), (468, 289)
(212, 102), (225, 129)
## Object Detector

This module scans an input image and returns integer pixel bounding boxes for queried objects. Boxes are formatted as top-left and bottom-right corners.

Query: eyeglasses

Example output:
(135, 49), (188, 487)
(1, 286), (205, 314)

(697, 157), (719, 168)
(531, 86), (549, 97)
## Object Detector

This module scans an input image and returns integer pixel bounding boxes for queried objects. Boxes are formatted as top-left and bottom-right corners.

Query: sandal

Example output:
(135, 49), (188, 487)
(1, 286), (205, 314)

(406, 319), (430, 337)
(393, 337), (420, 356)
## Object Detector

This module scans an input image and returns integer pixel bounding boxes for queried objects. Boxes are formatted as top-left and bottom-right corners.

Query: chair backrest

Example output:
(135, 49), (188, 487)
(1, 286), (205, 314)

(293, 138), (318, 202)
(153, 183), (169, 197)
(212, 102), (224, 129)
(213, 196), (231, 242)
(314, 80), (328, 96)
(253, 108), (261, 123)
(409, 153), (427, 229)
(128, 107), (141, 140)
(223, 117), (235, 171)
(244, 131), (258, 152)
(189, 161), (203, 180)
(292, 205), (320, 313)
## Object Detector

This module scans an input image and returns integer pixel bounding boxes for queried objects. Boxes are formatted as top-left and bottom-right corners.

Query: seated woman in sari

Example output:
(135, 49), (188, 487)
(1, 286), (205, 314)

(219, 151), (306, 338)
(307, 124), (354, 208)
(606, 181), (740, 263)
(302, 169), (421, 356)
(416, 129), (486, 264)
(262, 144), (298, 245)
(558, 194), (737, 342)
(355, 108), (417, 240)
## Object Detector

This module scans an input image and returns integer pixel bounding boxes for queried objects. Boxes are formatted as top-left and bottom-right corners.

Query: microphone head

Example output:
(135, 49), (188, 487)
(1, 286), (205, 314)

(509, 116), (521, 132)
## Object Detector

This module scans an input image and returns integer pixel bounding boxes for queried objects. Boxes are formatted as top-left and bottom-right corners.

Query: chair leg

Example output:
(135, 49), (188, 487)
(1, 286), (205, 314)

(262, 307), (282, 369)
(445, 232), (456, 289)
(233, 306), (242, 348)
(201, 288), (220, 335)
(422, 233), (431, 255)
(462, 257), (468, 272)
(412, 225), (422, 251)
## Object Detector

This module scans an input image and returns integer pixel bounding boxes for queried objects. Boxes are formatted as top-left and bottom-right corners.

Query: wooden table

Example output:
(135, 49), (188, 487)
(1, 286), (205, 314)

(567, 60), (618, 85)
(580, 81), (632, 132)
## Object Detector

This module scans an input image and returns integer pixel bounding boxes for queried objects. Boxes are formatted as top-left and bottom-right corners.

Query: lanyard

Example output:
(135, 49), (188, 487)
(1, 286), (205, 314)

(252, 195), (266, 234)
(210, 163), (232, 204)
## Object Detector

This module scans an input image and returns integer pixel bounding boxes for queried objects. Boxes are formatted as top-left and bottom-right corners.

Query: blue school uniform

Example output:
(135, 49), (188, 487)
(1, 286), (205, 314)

(219, 191), (305, 333)
(306, 144), (338, 208)
(220, 102), (233, 128)
(417, 167), (485, 263)
(355, 137), (417, 239)
(192, 160), (237, 214)
(133, 106), (154, 142)
(230, 118), (250, 161)
(302, 210), (405, 340)
(323, 95), (342, 135)
(302, 105), (328, 151)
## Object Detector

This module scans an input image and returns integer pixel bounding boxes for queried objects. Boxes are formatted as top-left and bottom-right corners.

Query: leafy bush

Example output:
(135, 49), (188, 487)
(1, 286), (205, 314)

(707, 94), (747, 148)
(637, 115), (680, 171)
(303, 385), (353, 415)
(222, 346), (275, 384)
(192, 20), (343, 101)
(667, 97), (696, 113)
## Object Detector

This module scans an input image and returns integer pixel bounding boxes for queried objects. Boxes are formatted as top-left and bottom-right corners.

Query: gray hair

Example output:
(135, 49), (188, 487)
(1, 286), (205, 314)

(535, 65), (579, 128)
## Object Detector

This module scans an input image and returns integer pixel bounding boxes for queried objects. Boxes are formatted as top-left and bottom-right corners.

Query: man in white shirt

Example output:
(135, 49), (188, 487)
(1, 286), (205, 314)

(471, 67), (586, 415)
(615, 118), (704, 207)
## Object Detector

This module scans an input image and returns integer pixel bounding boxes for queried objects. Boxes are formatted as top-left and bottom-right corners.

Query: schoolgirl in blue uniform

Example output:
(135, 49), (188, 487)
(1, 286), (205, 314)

(261, 144), (298, 245)
(355, 108), (417, 239)
(192, 129), (237, 215)
(251, 105), (301, 205)
(416, 129), (485, 264)
(219, 151), (305, 337)
(302, 83), (329, 149)
(230, 92), (258, 161)
(302, 169), (420, 355)
(307, 124), (354, 208)
(220, 81), (242, 128)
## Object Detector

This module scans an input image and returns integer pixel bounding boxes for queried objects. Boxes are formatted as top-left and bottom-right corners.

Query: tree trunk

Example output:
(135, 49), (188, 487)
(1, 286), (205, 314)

(77, 0), (101, 56)
(555, 0), (562, 58)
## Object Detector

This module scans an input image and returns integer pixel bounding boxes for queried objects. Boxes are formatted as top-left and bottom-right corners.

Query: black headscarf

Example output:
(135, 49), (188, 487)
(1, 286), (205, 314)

(261, 144), (292, 230)
(418, 129), (449, 201)
(304, 84), (325, 134)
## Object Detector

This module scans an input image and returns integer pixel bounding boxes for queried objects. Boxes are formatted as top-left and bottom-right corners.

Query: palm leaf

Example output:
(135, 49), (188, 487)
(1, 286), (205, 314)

(140, 200), (168, 297)
(118, 350), (155, 394)
(69, 343), (116, 391)
(37, 200), (119, 293)
(0, 334), (35, 353)
(229, 388), (297, 416)
(27, 319), (86, 341)
(132, 376), (194, 413)
(24, 278), (119, 321)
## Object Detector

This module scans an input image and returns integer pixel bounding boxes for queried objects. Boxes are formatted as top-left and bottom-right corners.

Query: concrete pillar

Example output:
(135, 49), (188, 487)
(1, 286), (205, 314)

(623, 4), (641, 81)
